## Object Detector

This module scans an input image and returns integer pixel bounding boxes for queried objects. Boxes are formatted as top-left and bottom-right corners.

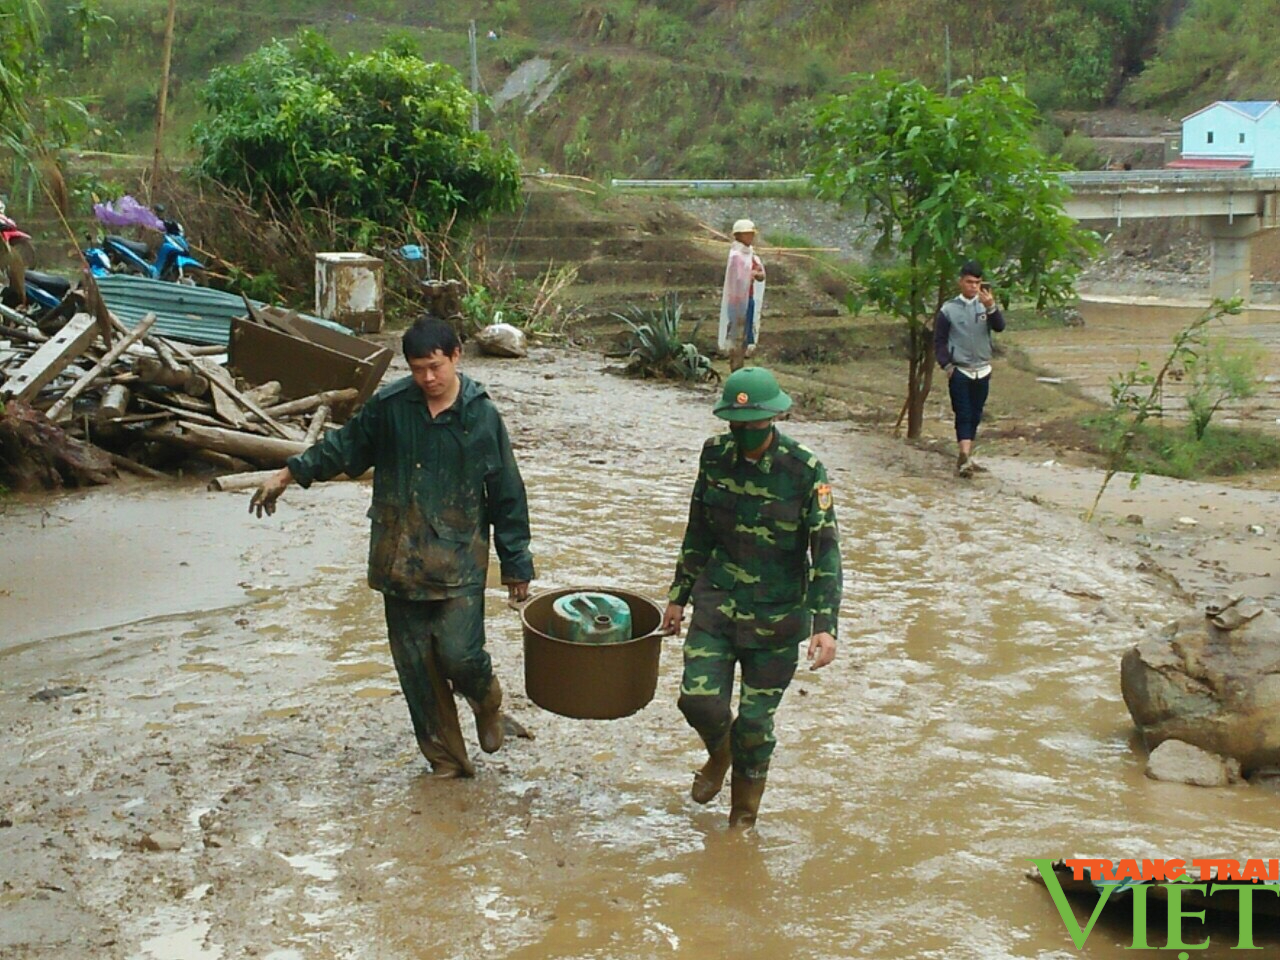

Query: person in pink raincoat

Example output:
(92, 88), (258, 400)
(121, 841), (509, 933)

(718, 218), (766, 371)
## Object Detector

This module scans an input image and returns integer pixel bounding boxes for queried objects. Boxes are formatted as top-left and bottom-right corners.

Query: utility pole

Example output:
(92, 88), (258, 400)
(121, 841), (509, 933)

(152, 0), (178, 184)
(469, 19), (480, 132)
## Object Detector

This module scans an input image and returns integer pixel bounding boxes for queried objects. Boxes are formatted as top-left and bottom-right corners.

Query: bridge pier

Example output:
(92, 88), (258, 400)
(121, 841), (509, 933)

(1201, 215), (1261, 302)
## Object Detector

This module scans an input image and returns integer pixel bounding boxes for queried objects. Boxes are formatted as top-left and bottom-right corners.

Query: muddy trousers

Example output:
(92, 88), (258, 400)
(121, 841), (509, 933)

(383, 594), (493, 767)
(677, 626), (799, 781)
(948, 371), (991, 442)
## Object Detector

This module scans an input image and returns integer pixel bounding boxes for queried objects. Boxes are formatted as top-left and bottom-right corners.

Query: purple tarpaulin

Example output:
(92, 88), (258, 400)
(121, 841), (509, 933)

(93, 196), (165, 232)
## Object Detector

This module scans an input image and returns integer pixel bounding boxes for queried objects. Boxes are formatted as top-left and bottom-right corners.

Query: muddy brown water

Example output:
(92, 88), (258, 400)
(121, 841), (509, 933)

(1014, 299), (1280, 433)
(2, 347), (1279, 959)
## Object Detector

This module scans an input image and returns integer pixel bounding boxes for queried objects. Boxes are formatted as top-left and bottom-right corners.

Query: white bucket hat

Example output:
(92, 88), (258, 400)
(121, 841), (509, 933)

(732, 218), (756, 235)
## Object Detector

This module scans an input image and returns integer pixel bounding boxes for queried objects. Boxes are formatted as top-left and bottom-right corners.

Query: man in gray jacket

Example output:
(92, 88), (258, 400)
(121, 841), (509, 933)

(934, 260), (1006, 477)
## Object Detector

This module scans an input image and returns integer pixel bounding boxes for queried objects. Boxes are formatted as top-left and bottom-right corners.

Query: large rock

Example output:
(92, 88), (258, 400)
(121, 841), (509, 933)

(1122, 596), (1280, 773)
(1145, 739), (1241, 787)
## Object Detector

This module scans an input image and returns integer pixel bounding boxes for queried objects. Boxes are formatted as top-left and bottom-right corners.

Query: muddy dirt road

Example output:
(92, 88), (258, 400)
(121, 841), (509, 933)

(3, 348), (1279, 960)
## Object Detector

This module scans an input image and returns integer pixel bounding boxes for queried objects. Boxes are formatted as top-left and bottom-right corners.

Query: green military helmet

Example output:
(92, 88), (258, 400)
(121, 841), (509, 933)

(713, 367), (792, 422)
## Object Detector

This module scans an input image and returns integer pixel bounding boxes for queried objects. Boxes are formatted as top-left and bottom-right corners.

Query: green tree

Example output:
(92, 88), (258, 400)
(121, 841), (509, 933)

(192, 31), (521, 235)
(809, 72), (1098, 438)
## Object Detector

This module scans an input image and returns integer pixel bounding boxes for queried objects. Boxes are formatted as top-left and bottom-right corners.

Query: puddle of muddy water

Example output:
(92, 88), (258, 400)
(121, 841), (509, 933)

(2, 351), (1278, 960)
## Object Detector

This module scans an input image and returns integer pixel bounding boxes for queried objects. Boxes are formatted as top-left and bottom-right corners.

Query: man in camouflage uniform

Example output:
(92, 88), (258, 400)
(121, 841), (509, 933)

(250, 315), (534, 779)
(662, 367), (842, 828)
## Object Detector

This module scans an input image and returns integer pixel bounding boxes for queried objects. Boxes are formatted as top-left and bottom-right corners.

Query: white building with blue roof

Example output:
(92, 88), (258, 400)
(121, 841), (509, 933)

(1171, 100), (1280, 170)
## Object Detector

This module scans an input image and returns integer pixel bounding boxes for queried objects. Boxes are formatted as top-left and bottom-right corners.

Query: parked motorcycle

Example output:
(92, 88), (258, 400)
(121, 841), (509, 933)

(0, 269), (77, 325)
(90, 198), (204, 283)
(98, 217), (204, 284)
(0, 197), (36, 269)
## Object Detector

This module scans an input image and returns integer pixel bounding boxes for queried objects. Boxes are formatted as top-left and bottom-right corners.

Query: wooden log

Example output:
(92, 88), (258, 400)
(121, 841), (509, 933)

(97, 411), (171, 426)
(47, 313), (158, 421)
(109, 451), (169, 480)
(242, 380), (282, 407)
(155, 339), (182, 372)
(0, 322), (46, 345)
(0, 313), (101, 403)
(134, 356), (211, 396)
(260, 388), (359, 419)
(304, 404), (329, 444)
(190, 449), (254, 473)
(136, 385), (213, 413)
(192, 357), (297, 440)
(97, 384), (132, 420)
(137, 397), (257, 431)
(148, 421), (308, 466)
(208, 467), (371, 492)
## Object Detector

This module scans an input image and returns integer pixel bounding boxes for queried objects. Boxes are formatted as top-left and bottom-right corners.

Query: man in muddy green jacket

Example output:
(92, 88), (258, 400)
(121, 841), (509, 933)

(661, 366), (842, 829)
(250, 315), (534, 778)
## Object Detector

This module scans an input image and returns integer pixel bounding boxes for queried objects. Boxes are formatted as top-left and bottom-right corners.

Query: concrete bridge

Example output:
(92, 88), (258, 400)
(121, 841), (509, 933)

(1062, 170), (1280, 301)
(614, 171), (1280, 302)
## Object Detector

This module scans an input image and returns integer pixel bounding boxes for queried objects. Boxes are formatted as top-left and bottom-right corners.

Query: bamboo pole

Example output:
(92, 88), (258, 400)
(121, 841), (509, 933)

(151, 0), (178, 183)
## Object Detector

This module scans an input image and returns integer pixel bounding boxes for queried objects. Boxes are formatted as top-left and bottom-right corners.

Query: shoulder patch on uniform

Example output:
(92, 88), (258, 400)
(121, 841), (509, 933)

(816, 482), (833, 511)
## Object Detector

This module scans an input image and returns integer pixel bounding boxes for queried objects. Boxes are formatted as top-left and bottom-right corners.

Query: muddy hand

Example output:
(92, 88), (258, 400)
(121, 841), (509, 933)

(249, 467), (292, 519)
(506, 581), (530, 609)
(661, 603), (685, 637)
(807, 631), (836, 670)
(250, 486), (277, 518)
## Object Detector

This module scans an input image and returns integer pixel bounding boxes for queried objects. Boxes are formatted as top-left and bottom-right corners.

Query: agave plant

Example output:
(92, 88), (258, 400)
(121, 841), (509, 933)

(613, 294), (717, 382)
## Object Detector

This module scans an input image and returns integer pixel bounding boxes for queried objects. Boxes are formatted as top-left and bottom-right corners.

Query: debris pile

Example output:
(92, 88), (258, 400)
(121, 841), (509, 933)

(0, 301), (389, 491)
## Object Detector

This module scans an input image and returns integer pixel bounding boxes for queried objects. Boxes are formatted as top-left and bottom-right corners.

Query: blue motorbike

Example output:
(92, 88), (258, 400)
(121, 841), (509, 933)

(97, 215), (204, 283)
(1, 269), (78, 325)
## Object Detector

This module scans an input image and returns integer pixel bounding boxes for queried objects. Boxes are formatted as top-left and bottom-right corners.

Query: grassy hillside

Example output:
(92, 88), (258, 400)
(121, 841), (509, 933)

(40, 0), (1179, 178)
(1126, 0), (1280, 110)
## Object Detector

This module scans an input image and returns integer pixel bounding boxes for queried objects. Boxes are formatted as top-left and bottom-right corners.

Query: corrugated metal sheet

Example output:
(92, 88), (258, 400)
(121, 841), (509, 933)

(95, 274), (348, 345)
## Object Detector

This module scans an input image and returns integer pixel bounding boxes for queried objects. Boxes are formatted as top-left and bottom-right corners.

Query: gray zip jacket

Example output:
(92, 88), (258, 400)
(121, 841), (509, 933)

(934, 296), (1006, 372)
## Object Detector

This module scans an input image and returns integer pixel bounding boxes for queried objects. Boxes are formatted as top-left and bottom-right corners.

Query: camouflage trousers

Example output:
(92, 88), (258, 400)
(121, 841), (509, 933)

(677, 594), (805, 781)
(383, 594), (493, 759)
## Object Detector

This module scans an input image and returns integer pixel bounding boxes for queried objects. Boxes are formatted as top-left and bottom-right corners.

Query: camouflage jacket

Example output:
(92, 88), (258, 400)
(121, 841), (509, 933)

(668, 428), (842, 639)
(286, 373), (534, 600)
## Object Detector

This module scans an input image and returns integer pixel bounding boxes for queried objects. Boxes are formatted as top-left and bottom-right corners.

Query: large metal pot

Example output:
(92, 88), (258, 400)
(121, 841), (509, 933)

(522, 586), (664, 719)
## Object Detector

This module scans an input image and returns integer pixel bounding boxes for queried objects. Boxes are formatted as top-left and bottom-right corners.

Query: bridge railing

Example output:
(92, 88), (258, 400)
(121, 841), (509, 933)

(1062, 169), (1280, 188)
(608, 171), (1280, 192)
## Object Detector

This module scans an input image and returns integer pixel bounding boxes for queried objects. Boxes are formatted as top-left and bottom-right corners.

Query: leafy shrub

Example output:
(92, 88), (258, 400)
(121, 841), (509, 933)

(1059, 132), (1103, 170)
(1185, 336), (1263, 440)
(192, 31), (521, 237)
(614, 295), (717, 382)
